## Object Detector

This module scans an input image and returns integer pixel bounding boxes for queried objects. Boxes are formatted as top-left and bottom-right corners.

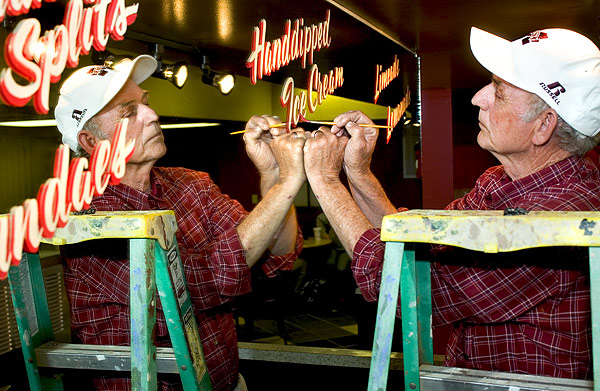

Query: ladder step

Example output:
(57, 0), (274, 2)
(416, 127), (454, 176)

(238, 342), (438, 369)
(47, 340), (586, 390)
(36, 341), (417, 373)
(419, 364), (593, 391)
(35, 342), (179, 373)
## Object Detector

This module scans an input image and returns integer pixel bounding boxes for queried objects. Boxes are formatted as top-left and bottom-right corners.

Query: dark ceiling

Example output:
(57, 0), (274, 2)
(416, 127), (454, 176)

(106, 0), (600, 90)
(334, 0), (600, 88)
(13, 0), (600, 112)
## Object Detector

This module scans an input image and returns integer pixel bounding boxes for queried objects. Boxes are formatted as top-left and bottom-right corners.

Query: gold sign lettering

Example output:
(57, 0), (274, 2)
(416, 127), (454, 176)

(374, 55), (400, 104)
(246, 10), (332, 85)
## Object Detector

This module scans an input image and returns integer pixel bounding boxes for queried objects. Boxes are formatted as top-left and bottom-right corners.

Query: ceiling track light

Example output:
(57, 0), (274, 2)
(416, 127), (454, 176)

(151, 44), (188, 89)
(201, 55), (235, 95)
(91, 49), (118, 68)
(91, 47), (188, 89)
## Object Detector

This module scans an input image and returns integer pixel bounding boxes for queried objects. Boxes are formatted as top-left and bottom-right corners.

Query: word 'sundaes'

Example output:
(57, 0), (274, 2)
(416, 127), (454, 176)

(0, 119), (135, 279)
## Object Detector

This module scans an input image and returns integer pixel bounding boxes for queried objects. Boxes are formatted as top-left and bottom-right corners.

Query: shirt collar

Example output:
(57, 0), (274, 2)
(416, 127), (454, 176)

(98, 167), (165, 210)
(150, 167), (164, 201)
(101, 182), (150, 210)
(487, 155), (584, 208)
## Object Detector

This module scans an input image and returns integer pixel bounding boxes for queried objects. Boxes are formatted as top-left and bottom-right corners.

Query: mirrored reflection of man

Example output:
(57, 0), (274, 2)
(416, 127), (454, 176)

(304, 27), (600, 379)
(54, 55), (306, 391)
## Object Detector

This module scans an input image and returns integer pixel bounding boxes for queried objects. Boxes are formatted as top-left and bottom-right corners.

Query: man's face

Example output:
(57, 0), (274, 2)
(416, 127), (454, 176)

(94, 79), (166, 164)
(471, 76), (537, 160)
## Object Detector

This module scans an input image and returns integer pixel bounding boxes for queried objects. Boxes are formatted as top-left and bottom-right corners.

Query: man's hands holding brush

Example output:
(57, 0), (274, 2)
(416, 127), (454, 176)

(243, 110), (379, 190)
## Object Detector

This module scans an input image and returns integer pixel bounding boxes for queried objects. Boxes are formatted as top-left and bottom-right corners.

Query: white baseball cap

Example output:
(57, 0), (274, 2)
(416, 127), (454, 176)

(55, 55), (158, 151)
(470, 27), (600, 136)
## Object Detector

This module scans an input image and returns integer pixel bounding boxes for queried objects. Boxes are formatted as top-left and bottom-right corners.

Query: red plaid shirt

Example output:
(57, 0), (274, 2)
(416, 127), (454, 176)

(61, 167), (302, 391)
(352, 156), (600, 379)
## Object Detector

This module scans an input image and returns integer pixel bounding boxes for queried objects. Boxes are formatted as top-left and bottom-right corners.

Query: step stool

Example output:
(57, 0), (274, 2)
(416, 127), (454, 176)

(8, 210), (212, 391)
(368, 209), (598, 391)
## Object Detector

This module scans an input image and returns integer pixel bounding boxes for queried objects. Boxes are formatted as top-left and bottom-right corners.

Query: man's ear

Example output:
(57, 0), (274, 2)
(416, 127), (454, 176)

(77, 130), (100, 156)
(532, 109), (559, 146)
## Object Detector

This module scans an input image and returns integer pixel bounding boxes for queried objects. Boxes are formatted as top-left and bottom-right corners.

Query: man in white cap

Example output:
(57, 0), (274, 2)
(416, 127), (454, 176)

(302, 27), (600, 378)
(55, 55), (307, 391)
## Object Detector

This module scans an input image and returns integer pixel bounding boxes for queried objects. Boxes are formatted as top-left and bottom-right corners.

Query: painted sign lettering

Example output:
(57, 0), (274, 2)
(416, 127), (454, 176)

(247, 11), (344, 131)
(0, 119), (135, 279)
(374, 55), (400, 104)
(281, 64), (344, 131)
(246, 10), (332, 85)
(386, 87), (410, 143)
(0, 0), (139, 114)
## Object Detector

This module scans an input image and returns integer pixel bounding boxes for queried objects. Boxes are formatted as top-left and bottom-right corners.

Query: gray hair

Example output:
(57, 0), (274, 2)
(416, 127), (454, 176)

(74, 116), (108, 158)
(522, 94), (600, 156)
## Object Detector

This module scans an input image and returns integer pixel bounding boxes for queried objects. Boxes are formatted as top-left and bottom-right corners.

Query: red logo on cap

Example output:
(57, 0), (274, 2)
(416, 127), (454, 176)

(546, 81), (566, 96)
(522, 31), (548, 45)
(72, 110), (83, 121)
(539, 81), (565, 105)
(71, 108), (87, 127)
(87, 66), (109, 76)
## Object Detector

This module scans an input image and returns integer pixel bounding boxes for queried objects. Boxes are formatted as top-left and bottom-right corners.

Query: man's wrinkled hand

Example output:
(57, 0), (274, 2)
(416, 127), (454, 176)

(303, 127), (349, 187)
(243, 115), (285, 176)
(270, 129), (309, 190)
(330, 110), (378, 176)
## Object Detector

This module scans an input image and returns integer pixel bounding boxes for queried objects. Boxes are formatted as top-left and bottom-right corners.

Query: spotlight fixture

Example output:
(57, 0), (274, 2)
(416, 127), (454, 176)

(161, 61), (188, 89)
(92, 47), (188, 89)
(201, 55), (235, 95)
(151, 44), (188, 89)
(91, 49), (118, 68)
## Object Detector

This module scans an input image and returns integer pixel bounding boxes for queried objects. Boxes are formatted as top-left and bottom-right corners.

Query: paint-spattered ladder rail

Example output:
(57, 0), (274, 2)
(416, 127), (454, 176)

(369, 209), (598, 391)
(8, 210), (212, 391)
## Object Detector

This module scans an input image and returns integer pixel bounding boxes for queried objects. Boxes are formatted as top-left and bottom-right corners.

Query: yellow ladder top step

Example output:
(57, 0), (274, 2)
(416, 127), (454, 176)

(41, 210), (177, 250)
(381, 209), (600, 253)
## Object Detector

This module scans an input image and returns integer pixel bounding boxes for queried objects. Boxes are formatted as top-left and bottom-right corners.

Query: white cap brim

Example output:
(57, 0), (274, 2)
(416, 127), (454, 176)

(470, 27), (520, 90)
(102, 55), (158, 113)
(127, 54), (158, 85)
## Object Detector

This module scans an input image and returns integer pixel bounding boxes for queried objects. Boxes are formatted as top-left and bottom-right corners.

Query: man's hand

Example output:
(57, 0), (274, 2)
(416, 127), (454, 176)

(304, 127), (349, 188)
(330, 110), (396, 227)
(270, 129), (309, 191)
(243, 115), (284, 177)
(237, 116), (304, 266)
(330, 110), (378, 177)
(303, 127), (373, 256)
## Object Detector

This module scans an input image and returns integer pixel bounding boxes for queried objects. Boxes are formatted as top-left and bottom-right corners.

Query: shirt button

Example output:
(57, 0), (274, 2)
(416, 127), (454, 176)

(214, 339), (219, 346)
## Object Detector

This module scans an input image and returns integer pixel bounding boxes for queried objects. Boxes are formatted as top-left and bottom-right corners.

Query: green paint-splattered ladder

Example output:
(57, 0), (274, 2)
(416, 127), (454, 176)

(368, 210), (598, 391)
(8, 210), (212, 391)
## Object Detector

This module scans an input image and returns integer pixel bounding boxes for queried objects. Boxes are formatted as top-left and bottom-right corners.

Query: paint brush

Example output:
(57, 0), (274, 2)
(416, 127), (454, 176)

(230, 115), (393, 135)
(298, 119), (393, 129)
(298, 112), (393, 129)
(229, 123), (286, 135)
